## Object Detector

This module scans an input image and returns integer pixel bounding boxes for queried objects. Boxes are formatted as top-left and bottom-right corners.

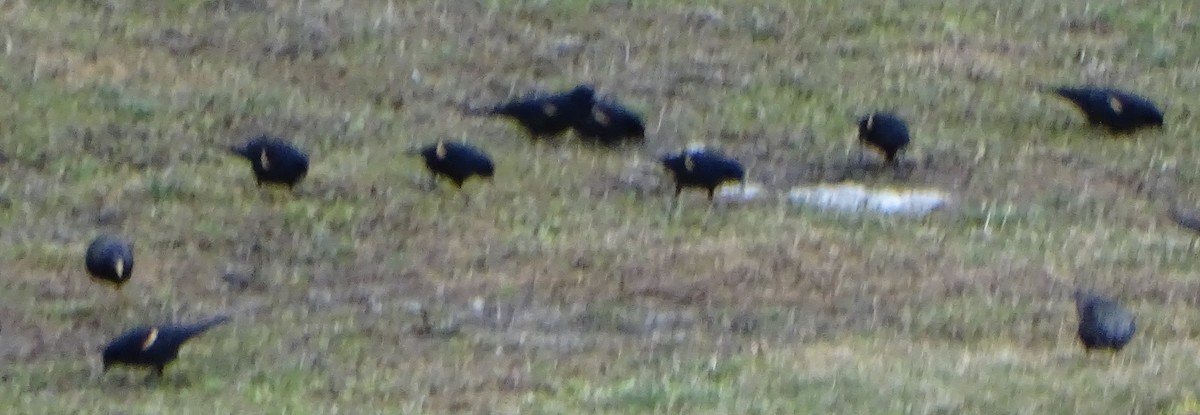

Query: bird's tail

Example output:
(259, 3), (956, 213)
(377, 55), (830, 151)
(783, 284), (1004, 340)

(219, 143), (249, 159)
(460, 101), (503, 117)
(403, 145), (425, 156)
(1031, 82), (1056, 93)
(1032, 83), (1080, 100)
(180, 314), (232, 339)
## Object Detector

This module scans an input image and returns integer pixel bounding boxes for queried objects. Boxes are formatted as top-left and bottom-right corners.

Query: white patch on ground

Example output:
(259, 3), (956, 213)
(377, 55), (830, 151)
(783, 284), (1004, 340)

(716, 182), (766, 202)
(787, 183), (949, 216)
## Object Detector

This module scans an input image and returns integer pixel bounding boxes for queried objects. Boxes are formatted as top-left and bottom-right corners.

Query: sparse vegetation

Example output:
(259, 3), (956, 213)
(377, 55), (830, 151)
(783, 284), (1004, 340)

(2, 0), (1200, 413)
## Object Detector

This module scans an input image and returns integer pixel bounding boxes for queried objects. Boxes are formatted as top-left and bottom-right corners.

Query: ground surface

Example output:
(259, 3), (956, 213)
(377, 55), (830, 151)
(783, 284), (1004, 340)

(2, 0), (1200, 413)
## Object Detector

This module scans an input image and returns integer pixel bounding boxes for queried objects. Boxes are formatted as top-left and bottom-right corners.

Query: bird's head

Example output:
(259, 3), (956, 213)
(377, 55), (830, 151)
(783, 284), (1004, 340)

(100, 346), (115, 372)
(626, 121), (647, 140)
(856, 114), (874, 135)
(658, 153), (684, 174)
(1147, 111), (1165, 128)
(478, 160), (496, 179)
(226, 143), (255, 160)
(724, 160), (747, 183)
(567, 84), (597, 106)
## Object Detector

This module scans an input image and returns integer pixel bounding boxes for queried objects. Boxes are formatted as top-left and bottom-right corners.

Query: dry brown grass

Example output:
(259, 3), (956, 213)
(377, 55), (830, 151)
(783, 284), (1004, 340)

(2, 0), (1200, 413)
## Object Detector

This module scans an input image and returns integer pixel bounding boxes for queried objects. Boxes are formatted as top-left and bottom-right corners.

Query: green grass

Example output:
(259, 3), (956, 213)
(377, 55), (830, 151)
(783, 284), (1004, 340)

(3, 0), (1200, 413)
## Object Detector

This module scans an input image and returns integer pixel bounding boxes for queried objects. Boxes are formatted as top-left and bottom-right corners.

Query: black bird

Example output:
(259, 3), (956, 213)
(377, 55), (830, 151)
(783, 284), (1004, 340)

(413, 140), (495, 189)
(226, 136), (310, 190)
(856, 112), (910, 164)
(1073, 290), (1136, 353)
(660, 149), (746, 202)
(85, 234), (134, 288)
(102, 315), (232, 377)
(572, 100), (646, 146)
(1043, 85), (1164, 133)
(1168, 205), (1200, 233)
(466, 84), (597, 138)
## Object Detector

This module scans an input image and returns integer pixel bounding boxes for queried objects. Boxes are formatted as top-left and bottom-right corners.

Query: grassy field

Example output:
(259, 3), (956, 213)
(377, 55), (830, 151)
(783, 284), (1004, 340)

(3, 0), (1200, 413)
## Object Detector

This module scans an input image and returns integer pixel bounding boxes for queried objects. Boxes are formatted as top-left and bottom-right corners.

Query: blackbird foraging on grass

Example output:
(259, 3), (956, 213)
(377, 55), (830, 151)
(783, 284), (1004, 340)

(411, 140), (495, 190)
(1042, 85), (1164, 134)
(102, 315), (232, 377)
(856, 112), (910, 164)
(572, 100), (646, 146)
(660, 148), (746, 203)
(466, 84), (596, 139)
(1168, 206), (1200, 233)
(226, 136), (310, 190)
(1073, 290), (1136, 353)
(85, 234), (134, 288)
